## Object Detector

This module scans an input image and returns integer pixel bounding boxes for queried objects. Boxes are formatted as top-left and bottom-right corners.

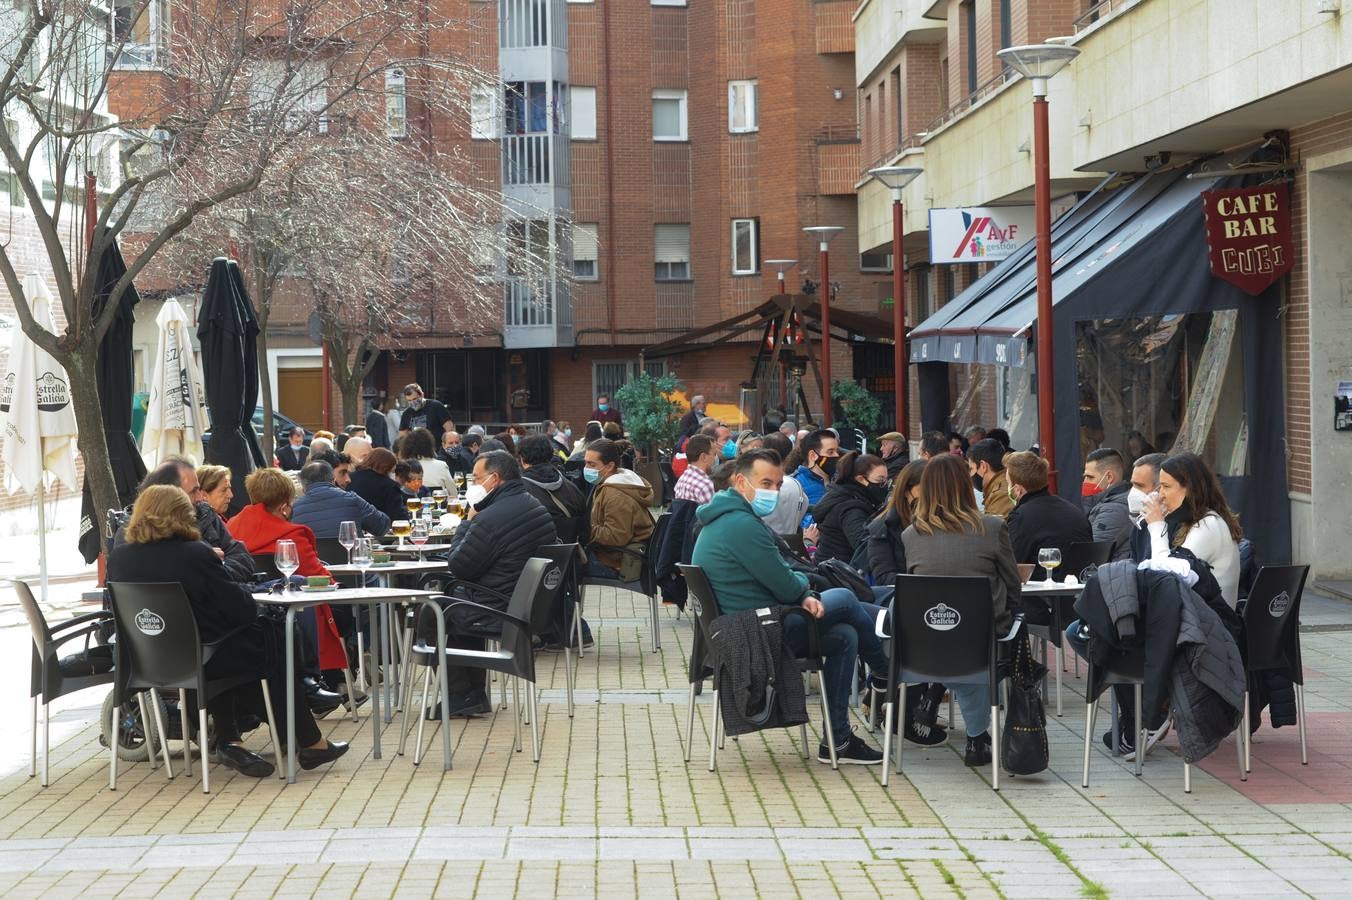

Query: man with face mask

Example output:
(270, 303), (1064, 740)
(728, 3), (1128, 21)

(692, 449), (888, 765)
(429, 450), (557, 717)
(398, 383), (452, 437)
(967, 438), (1013, 518)
(790, 429), (839, 511)
(590, 393), (623, 427)
(277, 426), (309, 471)
(1082, 447), (1133, 561)
(1126, 452), (1167, 563)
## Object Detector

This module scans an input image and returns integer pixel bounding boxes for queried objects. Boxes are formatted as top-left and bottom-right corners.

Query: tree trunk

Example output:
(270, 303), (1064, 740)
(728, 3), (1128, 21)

(67, 349), (121, 524)
(339, 371), (361, 429)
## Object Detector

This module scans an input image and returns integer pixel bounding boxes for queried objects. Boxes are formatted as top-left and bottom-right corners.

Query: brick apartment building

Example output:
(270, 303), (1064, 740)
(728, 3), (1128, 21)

(854, 0), (1352, 582)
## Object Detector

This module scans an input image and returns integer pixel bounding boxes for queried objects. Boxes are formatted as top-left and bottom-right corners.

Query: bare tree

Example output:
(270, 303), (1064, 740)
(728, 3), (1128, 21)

(0, 0), (489, 520)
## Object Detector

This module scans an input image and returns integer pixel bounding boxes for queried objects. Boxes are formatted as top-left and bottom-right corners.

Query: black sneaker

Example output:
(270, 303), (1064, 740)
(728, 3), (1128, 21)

(904, 720), (949, 746)
(1101, 730), (1135, 756)
(818, 730), (884, 765)
(964, 732), (992, 767)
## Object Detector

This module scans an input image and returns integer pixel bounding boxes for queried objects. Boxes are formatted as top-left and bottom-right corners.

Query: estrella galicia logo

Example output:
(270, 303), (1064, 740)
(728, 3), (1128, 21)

(543, 566), (563, 591)
(35, 371), (70, 412)
(0, 371), (13, 413)
(1268, 591), (1291, 619)
(924, 603), (961, 632)
(135, 608), (166, 636)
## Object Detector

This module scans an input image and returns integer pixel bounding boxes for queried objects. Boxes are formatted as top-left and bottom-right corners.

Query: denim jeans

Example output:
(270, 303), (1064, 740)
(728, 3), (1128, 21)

(783, 587), (889, 747)
(949, 683), (992, 737)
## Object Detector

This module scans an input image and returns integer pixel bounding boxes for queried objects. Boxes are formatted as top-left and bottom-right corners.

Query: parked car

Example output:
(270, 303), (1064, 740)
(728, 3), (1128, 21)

(203, 407), (313, 451)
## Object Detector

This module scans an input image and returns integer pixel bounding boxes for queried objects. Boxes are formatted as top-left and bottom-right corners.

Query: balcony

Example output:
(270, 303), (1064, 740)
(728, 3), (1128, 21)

(501, 132), (571, 212)
(504, 276), (573, 348)
(500, 0), (567, 51)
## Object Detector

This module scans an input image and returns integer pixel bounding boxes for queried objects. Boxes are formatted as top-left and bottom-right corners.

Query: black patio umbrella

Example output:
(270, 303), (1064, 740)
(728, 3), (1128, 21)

(77, 233), (148, 563)
(198, 256), (254, 517)
(228, 259), (267, 468)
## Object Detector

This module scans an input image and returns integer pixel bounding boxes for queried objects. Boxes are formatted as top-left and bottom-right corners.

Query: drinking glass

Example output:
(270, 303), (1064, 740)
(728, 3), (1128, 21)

(274, 539), (299, 591)
(390, 519), (412, 549)
(411, 518), (430, 549)
(351, 537), (373, 586)
(338, 520), (358, 566)
(405, 496), (422, 517)
(1038, 547), (1062, 583)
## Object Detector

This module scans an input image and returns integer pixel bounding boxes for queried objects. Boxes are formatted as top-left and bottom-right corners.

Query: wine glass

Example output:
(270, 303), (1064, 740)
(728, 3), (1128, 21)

(411, 518), (430, 550)
(1038, 547), (1062, 583)
(351, 537), (373, 586)
(338, 520), (358, 566)
(405, 496), (422, 517)
(390, 519), (412, 549)
(274, 539), (299, 591)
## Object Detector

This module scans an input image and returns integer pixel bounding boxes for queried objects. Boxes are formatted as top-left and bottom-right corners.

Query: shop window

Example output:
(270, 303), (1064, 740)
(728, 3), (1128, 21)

(1075, 310), (1247, 475)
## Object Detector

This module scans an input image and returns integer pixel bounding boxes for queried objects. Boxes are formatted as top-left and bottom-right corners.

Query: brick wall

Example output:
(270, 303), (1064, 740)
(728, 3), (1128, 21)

(814, 0), (856, 55)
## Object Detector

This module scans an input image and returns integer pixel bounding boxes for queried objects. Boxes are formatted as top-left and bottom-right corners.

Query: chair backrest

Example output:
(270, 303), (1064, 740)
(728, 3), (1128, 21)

(8, 579), (52, 659)
(499, 557), (550, 677)
(890, 574), (995, 682)
(677, 564), (723, 652)
(532, 543), (579, 634)
(251, 553), (283, 579)
(641, 512), (672, 592)
(1242, 564), (1310, 677)
(314, 537), (349, 567)
(1056, 540), (1115, 584)
(107, 582), (205, 693)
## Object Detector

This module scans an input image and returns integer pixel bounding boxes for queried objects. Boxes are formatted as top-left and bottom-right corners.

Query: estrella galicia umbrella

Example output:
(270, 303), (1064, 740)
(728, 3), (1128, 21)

(228, 259), (267, 468)
(198, 257), (254, 516)
(78, 234), (147, 563)
(141, 298), (209, 468)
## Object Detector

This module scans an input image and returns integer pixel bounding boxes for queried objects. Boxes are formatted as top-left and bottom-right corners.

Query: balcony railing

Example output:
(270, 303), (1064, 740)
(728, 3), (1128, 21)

(505, 277), (554, 327)
(1073, 0), (1144, 34)
(500, 0), (567, 50)
(922, 67), (1018, 137)
(502, 132), (570, 188)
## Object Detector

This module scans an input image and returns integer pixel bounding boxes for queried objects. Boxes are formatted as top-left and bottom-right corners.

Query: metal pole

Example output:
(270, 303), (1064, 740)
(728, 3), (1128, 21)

(1033, 93), (1057, 494)
(891, 194), (907, 438)
(819, 242), (833, 427)
(36, 483), (48, 604)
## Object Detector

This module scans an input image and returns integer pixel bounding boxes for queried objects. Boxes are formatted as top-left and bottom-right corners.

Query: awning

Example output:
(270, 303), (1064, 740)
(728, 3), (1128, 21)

(909, 150), (1261, 367)
(641, 293), (893, 359)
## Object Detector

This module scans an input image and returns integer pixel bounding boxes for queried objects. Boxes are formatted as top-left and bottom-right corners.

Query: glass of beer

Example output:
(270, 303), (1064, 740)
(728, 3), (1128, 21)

(390, 519), (412, 549)
(432, 488), (447, 512)
(405, 496), (421, 516)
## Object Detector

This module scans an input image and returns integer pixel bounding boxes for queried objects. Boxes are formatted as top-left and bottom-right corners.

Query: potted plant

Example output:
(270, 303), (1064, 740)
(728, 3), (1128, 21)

(831, 378), (881, 451)
(614, 372), (686, 506)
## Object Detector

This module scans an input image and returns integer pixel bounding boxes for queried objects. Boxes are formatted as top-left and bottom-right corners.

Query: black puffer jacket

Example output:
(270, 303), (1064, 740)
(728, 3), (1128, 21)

(349, 467), (408, 523)
(812, 481), (879, 564)
(444, 479), (557, 608)
(865, 507), (907, 584)
(520, 462), (588, 546)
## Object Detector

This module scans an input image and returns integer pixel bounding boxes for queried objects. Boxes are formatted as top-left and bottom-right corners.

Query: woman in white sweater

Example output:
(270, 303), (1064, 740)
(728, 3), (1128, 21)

(1141, 452), (1243, 607)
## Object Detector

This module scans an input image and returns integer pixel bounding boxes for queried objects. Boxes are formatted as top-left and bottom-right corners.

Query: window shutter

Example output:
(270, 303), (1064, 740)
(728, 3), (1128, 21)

(570, 86), (597, 140)
(654, 224), (690, 263)
(573, 223), (599, 261)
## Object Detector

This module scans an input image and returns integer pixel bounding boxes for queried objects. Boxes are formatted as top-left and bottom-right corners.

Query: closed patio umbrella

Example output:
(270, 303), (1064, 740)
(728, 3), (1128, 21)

(77, 236), (146, 564)
(198, 257), (253, 516)
(141, 298), (208, 468)
(228, 259), (267, 468)
(1, 275), (80, 601)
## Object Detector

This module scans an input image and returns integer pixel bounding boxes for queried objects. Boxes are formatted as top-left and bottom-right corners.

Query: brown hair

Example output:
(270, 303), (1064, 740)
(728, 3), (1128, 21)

(833, 451), (885, 485)
(911, 454), (986, 536)
(196, 464), (232, 496)
(359, 447), (398, 475)
(125, 485), (201, 544)
(244, 467), (296, 510)
(1160, 452), (1244, 545)
(878, 458), (926, 528)
(1004, 450), (1049, 493)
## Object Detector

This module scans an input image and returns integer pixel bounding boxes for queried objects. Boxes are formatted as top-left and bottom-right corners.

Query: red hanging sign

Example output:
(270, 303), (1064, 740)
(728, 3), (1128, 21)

(1201, 183), (1294, 296)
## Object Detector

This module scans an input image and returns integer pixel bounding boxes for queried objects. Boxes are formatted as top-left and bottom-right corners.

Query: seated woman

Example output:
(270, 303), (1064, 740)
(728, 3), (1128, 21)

(349, 448), (408, 523)
(395, 460), (429, 499)
(1142, 451), (1243, 608)
(813, 451), (888, 565)
(583, 438), (655, 581)
(227, 468), (347, 711)
(865, 458), (926, 585)
(197, 464), (234, 518)
(108, 486), (347, 778)
(901, 454), (1022, 766)
(398, 427), (457, 499)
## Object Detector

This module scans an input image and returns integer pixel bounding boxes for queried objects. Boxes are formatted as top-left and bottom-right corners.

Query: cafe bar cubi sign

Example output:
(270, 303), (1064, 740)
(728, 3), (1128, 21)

(1200, 183), (1294, 296)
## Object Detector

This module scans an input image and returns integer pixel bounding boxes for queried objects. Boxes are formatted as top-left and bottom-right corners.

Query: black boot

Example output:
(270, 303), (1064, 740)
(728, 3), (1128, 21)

(914, 683), (946, 728)
(964, 732), (992, 766)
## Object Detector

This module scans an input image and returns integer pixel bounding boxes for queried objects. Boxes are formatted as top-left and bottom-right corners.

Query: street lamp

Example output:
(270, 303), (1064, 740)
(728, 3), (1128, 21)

(867, 165), (923, 439)
(803, 225), (844, 427)
(765, 258), (798, 295)
(996, 42), (1080, 494)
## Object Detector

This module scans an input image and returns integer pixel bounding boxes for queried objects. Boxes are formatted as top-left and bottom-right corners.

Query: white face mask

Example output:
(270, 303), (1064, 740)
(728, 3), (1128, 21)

(1127, 486), (1149, 516)
(464, 484), (488, 508)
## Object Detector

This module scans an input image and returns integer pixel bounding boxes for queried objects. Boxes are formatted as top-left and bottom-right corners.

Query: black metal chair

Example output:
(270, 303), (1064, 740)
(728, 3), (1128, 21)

(581, 512), (670, 653)
(677, 564), (838, 771)
(879, 575), (1022, 790)
(1024, 540), (1114, 716)
(404, 557), (556, 765)
(1240, 564), (1311, 774)
(107, 582), (283, 792)
(11, 579), (115, 787)
(251, 553), (283, 580)
(535, 543), (581, 717)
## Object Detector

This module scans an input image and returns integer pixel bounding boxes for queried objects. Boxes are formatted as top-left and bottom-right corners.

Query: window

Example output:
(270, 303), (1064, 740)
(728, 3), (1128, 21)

(891, 66), (903, 144)
(249, 61), (328, 132)
(470, 83), (499, 139)
(570, 86), (597, 140)
(728, 80), (758, 133)
(731, 218), (758, 275)
(572, 223), (599, 280)
(655, 224), (691, 281)
(860, 249), (892, 273)
(113, 0), (166, 69)
(914, 265), (932, 322)
(652, 89), (687, 141)
(963, 0), (977, 94)
(385, 69), (407, 138)
(651, 0), (687, 5)
(999, 0), (1012, 51)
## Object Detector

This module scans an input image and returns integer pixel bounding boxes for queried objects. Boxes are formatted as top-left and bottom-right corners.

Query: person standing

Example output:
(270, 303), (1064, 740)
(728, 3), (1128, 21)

(276, 426), (309, 471)
(679, 395), (707, 440)
(398, 383), (452, 437)
(365, 396), (391, 449)
(590, 394), (623, 427)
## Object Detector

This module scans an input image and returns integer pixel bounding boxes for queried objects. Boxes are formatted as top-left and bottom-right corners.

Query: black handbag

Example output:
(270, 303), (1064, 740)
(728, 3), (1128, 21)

(814, 558), (875, 604)
(1001, 633), (1050, 775)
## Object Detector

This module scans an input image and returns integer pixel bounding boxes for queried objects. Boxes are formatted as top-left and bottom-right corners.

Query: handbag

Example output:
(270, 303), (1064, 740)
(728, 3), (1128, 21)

(814, 558), (874, 604)
(1000, 632), (1050, 775)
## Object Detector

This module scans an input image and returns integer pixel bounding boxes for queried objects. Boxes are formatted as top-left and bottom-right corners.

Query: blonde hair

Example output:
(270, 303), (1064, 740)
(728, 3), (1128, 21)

(196, 464), (232, 495)
(911, 455), (986, 537)
(244, 467), (296, 510)
(1004, 450), (1049, 493)
(125, 486), (201, 544)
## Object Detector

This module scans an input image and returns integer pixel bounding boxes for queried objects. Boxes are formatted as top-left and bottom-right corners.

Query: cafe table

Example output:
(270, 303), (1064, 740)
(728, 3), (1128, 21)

(1020, 579), (1086, 716)
(328, 560), (447, 723)
(254, 586), (442, 783)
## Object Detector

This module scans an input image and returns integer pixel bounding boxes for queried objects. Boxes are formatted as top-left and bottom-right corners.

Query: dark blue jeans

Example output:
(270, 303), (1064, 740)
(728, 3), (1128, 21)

(783, 588), (888, 747)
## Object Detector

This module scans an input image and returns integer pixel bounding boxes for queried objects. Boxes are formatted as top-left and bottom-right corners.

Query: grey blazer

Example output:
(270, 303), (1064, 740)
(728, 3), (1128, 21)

(900, 515), (1022, 633)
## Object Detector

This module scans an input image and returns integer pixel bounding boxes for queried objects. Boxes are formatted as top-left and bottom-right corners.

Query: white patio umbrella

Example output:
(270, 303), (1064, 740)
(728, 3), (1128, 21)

(0, 275), (80, 602)
(141, 298), (208, 467)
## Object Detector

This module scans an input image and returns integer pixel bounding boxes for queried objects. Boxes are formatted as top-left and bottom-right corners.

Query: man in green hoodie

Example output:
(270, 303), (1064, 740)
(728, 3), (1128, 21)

(692, 449), (886, 765)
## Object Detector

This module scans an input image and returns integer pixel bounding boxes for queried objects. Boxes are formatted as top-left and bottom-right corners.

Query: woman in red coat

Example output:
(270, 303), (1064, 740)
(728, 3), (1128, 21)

(228, 468), (349, 676)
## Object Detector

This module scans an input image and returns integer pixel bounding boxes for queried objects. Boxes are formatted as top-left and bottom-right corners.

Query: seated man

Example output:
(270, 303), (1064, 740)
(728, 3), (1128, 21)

(656, 433), (717, 608)
(692, 449), (886, 765)
(291, 460), (391, 539)
(1082, 447), (1134, 561)
(1005, 450), (1091, 580)
(968, 438), (1014, 518)
(431, 450), (557, 717)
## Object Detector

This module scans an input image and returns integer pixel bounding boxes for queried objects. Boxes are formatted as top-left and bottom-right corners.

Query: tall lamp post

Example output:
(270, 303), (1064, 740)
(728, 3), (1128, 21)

(803, 225), (844, 427)
(867, 166), (923, 439)
(765, 258), (798, 295)
(996, 42), (1080, 494)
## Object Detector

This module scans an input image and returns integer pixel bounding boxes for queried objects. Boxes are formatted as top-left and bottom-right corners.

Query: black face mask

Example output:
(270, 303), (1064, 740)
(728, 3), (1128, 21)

(864, 483), (889, 506)
(819, 456), (838, 479)
(972, 473), (985, 494)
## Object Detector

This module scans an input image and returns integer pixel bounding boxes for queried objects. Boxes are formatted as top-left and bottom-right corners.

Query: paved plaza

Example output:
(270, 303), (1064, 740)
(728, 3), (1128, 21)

(1, 577), (1351, 899)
